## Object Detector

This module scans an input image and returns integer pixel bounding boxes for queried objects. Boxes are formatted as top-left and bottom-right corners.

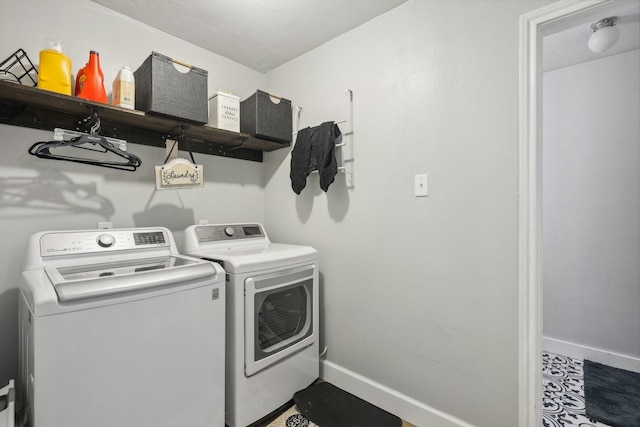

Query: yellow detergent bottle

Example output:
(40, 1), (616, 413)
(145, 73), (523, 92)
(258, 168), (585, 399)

(37, 40), (72, 95)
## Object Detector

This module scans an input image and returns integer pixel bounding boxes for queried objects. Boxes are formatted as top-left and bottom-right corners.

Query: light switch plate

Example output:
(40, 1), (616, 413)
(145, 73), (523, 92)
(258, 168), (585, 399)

(415, 174), (428, 197)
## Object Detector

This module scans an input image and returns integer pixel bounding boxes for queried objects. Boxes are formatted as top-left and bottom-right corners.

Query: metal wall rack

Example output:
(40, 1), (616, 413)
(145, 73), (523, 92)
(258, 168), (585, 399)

(294, 89), (354, 186)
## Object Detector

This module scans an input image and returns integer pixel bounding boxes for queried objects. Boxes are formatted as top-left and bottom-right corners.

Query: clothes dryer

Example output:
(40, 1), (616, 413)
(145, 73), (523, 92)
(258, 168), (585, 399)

(183, 223), (319, 427)
(19, 227), (225, 427)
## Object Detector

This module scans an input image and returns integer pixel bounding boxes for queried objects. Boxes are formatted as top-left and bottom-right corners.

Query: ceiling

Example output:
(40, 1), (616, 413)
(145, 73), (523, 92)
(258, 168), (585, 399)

(90, 0), (639, 73)
(543, 1), (640, 72)
(90, 0), (408, 73)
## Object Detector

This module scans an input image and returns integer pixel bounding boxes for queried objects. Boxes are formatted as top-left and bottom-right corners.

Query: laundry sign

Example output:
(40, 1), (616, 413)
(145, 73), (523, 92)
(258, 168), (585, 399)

(155, 157), (203, 190)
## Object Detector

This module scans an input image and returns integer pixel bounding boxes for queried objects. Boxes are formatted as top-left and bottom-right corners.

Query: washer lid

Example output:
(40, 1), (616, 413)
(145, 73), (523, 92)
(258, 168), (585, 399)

(45, 256), (217, 302)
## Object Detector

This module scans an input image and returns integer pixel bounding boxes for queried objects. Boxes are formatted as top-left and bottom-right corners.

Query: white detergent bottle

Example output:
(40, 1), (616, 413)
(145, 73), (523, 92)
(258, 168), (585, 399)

(112, 66), (135, 109)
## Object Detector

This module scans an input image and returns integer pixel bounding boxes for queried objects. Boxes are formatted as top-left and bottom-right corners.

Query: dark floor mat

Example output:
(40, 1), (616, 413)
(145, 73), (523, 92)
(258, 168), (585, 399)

(293, 382), (402, 427)
(584, 360), (640, 427)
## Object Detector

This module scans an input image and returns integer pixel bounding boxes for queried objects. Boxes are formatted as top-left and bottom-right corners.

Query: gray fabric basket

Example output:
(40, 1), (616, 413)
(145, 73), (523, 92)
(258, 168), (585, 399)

(134, 52), (208, 124)
(240, 90), (292, 143)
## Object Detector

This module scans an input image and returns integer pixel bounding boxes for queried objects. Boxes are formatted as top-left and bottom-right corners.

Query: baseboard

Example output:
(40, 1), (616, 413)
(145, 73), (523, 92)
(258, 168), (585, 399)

(543, 336), (640, 373)
(320, 359), (475, 427)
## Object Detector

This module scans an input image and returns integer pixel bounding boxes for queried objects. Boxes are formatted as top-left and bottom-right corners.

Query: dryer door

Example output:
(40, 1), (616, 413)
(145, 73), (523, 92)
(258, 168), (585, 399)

(244, 264), (316, 377)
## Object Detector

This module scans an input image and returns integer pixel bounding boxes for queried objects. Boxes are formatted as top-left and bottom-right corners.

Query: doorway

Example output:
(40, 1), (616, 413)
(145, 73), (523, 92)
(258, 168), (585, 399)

(519, 0), (639, 425)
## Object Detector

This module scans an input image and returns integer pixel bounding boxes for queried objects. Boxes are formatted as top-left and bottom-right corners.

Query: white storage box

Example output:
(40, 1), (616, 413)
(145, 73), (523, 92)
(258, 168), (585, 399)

(208, 90), (240, 132)
(0, 379), (14, 427)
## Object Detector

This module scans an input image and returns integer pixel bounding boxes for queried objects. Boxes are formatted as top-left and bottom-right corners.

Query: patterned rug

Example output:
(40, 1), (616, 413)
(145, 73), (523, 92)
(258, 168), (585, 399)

(266, 405), (316, 427)
(542, 352), (611, 427)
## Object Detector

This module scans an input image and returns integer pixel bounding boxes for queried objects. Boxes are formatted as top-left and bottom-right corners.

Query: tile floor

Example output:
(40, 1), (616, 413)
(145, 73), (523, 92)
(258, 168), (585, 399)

(542, 351), (611, 427)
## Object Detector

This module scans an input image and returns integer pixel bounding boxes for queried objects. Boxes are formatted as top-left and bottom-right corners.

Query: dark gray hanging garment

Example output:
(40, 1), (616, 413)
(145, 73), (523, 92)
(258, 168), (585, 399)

(290, 121), (341, 194)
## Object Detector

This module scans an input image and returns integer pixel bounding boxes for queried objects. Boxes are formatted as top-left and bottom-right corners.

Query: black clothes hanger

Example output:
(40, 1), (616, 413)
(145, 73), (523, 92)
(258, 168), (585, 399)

(28, 112), (142, 171)
(29, 134), (142, 171)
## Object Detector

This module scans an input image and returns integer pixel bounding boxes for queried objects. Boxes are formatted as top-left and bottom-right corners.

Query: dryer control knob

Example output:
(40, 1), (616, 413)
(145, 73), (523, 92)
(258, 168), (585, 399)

(224, 227), (235, 237)
(97, 234), (115, 248)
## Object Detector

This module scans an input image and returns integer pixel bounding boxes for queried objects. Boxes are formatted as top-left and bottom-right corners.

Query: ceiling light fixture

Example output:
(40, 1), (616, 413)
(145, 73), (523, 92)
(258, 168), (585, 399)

(588, 17), (619, 53)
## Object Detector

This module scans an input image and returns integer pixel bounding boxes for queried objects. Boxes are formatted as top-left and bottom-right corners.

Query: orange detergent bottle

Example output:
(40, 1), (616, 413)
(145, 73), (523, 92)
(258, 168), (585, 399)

(75, 51), (108, 103)
(37, 40), (72, 95)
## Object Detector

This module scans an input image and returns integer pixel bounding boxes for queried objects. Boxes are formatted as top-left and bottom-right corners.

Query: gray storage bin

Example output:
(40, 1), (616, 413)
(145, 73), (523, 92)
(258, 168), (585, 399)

(134, 52), (208, 124)
(240, 90), (292, 143)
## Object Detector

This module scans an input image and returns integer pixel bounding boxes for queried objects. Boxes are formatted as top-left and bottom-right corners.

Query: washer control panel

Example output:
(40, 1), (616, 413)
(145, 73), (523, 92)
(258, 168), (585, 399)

(40, 229), (169, 256)
(194, 224), (265, 243)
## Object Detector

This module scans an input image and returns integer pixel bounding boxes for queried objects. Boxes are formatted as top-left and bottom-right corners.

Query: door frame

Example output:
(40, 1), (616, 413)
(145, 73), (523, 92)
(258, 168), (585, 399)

(518, 0), (614, 425)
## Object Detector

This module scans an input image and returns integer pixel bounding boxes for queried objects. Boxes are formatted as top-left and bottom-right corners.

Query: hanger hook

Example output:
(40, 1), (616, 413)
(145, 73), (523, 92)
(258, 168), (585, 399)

(77, 109), (101, 135)
(162, 126), (196, 164)
(165, 125), (186, 143)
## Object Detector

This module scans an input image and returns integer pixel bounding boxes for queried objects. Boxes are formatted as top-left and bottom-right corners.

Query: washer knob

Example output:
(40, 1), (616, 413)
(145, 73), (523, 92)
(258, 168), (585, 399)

(224, 227), (235, 237)
(97, 234), (115, 248)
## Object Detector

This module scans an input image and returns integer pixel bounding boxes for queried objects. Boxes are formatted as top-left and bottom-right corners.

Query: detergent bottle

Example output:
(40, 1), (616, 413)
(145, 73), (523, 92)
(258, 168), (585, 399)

(75, 51), (108, 103)
(112, 66), (135, 109)
(37, 40), (72, 95)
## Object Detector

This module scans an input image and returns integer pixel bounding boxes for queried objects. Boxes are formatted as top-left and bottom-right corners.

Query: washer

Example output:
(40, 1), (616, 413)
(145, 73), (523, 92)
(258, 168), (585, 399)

(183, 223), (319, 427)
(18, 227), (225, 427)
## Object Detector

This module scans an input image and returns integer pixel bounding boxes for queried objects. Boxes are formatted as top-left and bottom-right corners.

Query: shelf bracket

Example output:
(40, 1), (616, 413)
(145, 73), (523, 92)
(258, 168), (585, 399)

(165, 126), (187, 144)
(224, 135), (249, 152)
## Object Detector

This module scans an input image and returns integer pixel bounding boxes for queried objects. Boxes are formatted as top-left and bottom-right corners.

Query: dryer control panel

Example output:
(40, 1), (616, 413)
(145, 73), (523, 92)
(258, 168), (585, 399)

(194, 224), (265, 243)
(40, 229), (169, 257)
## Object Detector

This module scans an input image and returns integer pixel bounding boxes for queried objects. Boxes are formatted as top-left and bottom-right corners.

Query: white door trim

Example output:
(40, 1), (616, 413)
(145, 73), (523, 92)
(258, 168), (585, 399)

(518, 1), (614, 426)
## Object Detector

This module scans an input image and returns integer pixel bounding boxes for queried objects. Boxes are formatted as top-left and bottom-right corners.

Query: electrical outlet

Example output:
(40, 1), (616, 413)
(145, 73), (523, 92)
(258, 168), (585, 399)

(414, 174), (428, 197)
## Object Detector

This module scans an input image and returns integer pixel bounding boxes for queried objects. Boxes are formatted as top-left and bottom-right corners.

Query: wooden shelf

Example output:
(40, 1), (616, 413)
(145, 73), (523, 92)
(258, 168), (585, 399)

(0, 81), (291, 162)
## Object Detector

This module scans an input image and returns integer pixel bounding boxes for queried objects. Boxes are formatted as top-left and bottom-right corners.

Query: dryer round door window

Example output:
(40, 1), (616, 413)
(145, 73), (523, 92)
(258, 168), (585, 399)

(256, 282), (311, 356)
(244, 265), (316, 377)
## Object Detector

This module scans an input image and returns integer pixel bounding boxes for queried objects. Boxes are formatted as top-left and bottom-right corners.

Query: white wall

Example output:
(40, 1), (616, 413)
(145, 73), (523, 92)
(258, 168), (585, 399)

(0, 0), (265, 385)
(263, 1), (552, 426)
(543, 50), (640, 363)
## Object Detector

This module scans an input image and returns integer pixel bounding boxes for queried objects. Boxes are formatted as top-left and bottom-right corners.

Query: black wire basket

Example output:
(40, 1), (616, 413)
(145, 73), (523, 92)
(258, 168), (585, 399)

(0, 48), (37, 86)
